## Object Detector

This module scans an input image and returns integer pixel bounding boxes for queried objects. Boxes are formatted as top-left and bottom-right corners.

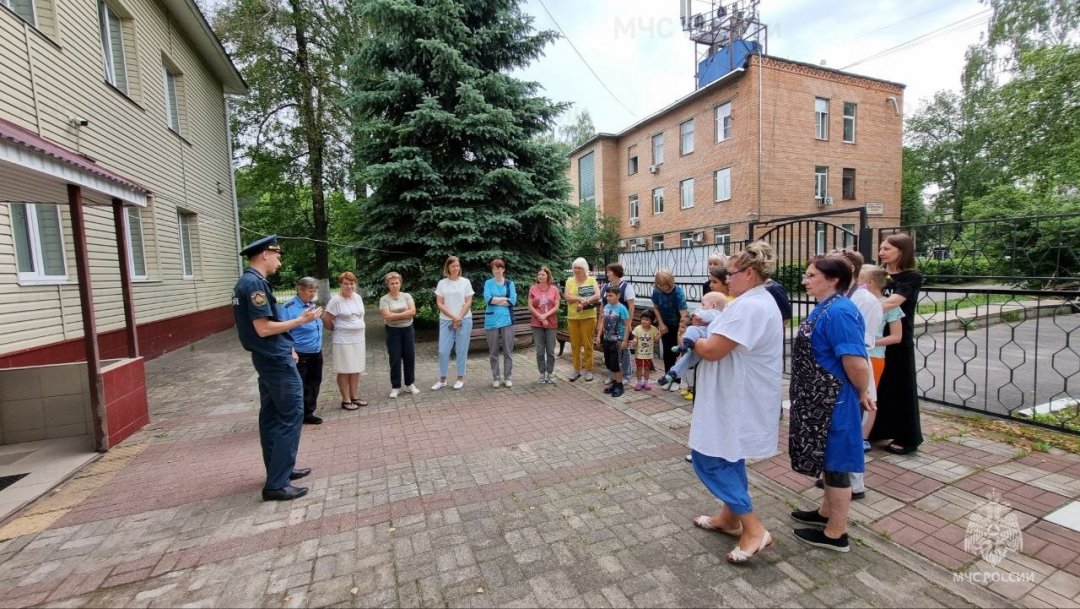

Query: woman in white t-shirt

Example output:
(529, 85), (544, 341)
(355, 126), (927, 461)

(323, 271), (367, 410)
(433, 256), (474, 390)
(687, 241), (784, 564)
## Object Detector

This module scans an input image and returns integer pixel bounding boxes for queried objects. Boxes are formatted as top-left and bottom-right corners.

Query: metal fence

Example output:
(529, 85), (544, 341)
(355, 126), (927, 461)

(611, 212), (1080, 435)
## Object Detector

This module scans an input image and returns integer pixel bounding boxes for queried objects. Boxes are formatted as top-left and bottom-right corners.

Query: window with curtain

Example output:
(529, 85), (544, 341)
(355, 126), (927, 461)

(714, 167), (731, 202)
(629, 194), (639, 220)
(2, 0), (36, 25)
(815, 97), (829, 140)
(679, 119), (694, 155)
(715, 102), (732, 141)
(12, 203), (67, 282)
(714, 225), (731, 255)
(651, 133), (664, 165)
(98, 0), (128, 93)
(178, 211), (196, 278)
(126, 206), (147, 278)
(680, 178), (694, 209)
(163, 64), (180, 132)
(652, 187), (664, 214)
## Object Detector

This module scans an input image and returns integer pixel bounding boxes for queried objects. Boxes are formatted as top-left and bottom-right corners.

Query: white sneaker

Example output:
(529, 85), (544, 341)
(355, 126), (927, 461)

(504, 379), (512, 388)
(432, 381), (447, 390)
(547, 375), (556, 385)
(406, 384), (420, 395)
(492, 379), (501, 388)
(669, 382), (681, 392)
(389, 389), (400, 399)
(452, 380), (465, 390)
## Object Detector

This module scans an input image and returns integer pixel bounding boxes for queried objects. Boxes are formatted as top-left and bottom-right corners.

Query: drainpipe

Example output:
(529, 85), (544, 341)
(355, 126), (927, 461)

(224, 95), (243, 276)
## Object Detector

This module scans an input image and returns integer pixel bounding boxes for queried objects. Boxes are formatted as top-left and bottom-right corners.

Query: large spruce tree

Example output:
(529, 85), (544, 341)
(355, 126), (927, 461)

(348, 0), (574, 296)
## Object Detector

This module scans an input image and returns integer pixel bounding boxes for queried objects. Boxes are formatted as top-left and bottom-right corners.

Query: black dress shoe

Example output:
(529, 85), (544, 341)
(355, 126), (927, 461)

(261, 485), (308, 501)
(303, 415), (323, 425)
(289, 467), (311, 481)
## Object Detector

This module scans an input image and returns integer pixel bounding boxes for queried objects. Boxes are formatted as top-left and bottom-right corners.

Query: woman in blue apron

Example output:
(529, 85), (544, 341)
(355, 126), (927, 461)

(788, 255), (875, 553)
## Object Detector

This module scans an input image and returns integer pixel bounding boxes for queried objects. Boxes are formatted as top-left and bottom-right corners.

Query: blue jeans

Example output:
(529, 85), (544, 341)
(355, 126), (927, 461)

(439, 316), (473, 378)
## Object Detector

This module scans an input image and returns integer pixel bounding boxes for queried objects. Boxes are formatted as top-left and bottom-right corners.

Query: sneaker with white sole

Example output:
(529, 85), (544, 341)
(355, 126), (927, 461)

(432, 381), (447, 390)
(583, 371), (594, 381)
(547, 375), (556, 385)
(406, 384), (420, 395)
(504, 379), (512, 388)
(492, 379), (501, 388)
(452, 380), (465, 390)
(668, 382), (681, 392)
(389, 389), (400, 399)
(568, 371), (582, 382)
(537, 376), (547, 384)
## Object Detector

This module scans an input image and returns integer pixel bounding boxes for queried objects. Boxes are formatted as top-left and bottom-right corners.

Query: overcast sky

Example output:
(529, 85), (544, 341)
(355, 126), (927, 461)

(514, 0), (990, 134)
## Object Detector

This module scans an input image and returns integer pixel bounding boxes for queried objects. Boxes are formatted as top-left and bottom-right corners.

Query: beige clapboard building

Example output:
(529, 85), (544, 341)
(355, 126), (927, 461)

(0, 0), (246, 449)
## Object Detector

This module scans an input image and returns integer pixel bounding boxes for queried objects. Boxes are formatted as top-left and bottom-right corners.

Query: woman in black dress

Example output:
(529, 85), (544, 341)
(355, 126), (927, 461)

(869, 233), (923, 454)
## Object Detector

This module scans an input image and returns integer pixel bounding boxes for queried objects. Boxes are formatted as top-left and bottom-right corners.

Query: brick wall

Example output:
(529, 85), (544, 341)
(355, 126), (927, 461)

(569, 55), (904, 250)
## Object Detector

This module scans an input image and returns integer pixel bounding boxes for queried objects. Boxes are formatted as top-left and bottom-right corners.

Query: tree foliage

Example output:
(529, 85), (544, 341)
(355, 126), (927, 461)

(210, 0), (362, 296)
(348, 0), (575, 300)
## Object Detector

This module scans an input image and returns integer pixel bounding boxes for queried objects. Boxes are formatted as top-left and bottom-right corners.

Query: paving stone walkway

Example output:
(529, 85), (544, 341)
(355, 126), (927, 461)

(0, 314), (1076, 608)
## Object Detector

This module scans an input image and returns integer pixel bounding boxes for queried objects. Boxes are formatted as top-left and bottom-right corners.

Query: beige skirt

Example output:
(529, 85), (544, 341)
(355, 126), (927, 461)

(333, 339), (366, 374)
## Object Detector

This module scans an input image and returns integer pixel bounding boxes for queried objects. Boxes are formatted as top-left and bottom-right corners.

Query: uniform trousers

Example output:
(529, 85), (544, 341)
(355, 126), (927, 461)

(252, 353), (304, 491)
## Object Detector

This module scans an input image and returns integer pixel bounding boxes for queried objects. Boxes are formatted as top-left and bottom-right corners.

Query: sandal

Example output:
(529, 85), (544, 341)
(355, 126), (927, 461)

(352, 399), (369, 408)
(341, 401), (359, 411)
(884, 443), (916, 455)
(726, 531), (773, 564)
(692, 515), (743, 537)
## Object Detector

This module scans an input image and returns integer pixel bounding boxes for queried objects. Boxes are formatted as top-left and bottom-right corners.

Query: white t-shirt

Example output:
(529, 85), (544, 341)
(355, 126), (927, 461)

(690, 284), (783, 461)
(325, 293), (366, 344)
(435, 277), (474, 321)
(849, 286), (883, 400)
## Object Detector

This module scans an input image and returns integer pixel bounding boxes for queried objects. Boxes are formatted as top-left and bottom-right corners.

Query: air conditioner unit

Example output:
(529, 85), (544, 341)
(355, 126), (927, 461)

(629, 217), (640, 227)
(820, 195), (834, 206)
(648, 164), (660, 174)
(618, 239), (627, 249)
(693, 231), (704, 244)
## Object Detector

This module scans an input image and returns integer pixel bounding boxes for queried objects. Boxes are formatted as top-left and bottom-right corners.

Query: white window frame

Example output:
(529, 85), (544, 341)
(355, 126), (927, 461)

(679, 178), (694, 209)
(714, 167), (731, 202)
(652, 235), (664, 250)
(843, 102), (857, 143)
(12, 203), (68, 284)
(715, 102), (732, 142)
(680, 232), (694, 248)
(714, 225), (731, 255)
(2, 0), (37, 26)
(815, 166), (828, 201)
(178, 211), (195, 278)
(816, 225), (826, 255)
(125, 206), (148, 280)
(651, 133), (664, 165)
(652, 187), (664, 215)
(163, 63), (180, 132)
(815, 97), (829, 140)
(679, 119), (694, 155)
(629, 194), (639, 221)
(99, 0), (128, 93)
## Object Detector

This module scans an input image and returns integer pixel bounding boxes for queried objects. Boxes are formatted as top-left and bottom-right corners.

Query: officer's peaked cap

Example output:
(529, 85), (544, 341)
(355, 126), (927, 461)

(240, 234), (280, 258)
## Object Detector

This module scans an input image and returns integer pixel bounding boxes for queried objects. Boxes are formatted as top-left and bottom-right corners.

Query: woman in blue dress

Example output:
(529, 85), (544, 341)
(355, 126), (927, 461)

(788, 255), (875, 553)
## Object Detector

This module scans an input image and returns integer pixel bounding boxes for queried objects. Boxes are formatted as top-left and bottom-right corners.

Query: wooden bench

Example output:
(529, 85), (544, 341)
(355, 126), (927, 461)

(468, 307), (535, 346)
(556, 306), (648, 356)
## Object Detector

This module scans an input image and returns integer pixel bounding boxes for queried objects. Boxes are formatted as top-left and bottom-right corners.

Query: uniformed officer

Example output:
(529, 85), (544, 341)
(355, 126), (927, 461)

(233, 235), (323, 501)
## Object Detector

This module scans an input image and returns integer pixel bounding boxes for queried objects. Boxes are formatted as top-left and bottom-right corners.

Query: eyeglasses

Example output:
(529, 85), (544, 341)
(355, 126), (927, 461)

(727, 267), (750, 278)
(803, 272), (821, 280)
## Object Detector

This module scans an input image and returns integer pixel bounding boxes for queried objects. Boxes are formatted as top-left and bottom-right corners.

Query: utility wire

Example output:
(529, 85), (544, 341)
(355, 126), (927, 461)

(534, 0), (638, 118)
(239, 225), (409, 255)
(839, 10), (991, 71)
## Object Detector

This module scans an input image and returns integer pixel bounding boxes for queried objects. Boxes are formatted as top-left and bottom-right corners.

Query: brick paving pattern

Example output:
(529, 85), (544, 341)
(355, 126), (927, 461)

(0, 318), (1075, 607)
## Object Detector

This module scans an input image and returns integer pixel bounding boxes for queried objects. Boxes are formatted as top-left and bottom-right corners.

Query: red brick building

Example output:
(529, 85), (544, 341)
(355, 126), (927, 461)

(569, 54), (904, 253)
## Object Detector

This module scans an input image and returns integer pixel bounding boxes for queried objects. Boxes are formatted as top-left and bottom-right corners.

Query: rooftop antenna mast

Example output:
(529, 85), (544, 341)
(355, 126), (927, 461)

(679, 0), (767, 89)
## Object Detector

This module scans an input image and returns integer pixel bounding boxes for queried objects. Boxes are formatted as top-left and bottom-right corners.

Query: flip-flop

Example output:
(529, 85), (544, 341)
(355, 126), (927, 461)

(693, 515), (743, 537)
(341, 401), (358, 411)
(352, 399), (369, 408)
(726, 531), (773, 564)
(884, 443), (916, 455)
